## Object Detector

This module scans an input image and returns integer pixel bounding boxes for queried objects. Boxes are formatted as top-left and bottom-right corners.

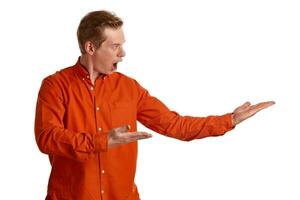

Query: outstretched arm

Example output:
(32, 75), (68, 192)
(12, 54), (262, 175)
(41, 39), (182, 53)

(134, 79), (275, 141)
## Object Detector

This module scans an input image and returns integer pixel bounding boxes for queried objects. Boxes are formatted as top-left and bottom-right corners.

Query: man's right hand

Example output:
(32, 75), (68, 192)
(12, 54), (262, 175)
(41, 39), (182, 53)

(108, 125), (152, 148)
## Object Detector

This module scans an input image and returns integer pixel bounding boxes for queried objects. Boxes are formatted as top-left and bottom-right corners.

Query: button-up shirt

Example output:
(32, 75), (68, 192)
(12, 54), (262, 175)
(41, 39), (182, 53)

(35, 58), (234, 200)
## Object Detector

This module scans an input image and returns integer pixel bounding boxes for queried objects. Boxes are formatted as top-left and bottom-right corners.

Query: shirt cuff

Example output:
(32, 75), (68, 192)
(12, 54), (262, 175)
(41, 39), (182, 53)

(93, 133), (108, 152)
(224, 112), (236, 131)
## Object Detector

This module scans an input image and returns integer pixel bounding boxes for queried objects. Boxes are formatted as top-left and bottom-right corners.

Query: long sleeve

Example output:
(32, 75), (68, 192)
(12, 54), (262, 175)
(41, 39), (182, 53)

(34, 77), (108, 162)
(135, 80), (234, 141)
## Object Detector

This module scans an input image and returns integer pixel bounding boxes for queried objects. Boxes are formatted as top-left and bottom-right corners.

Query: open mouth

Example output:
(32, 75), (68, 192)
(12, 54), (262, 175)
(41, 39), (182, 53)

(113, 62), (118, 70)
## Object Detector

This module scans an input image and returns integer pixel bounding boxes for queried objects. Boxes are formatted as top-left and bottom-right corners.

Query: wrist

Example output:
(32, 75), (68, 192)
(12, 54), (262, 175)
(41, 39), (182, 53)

(231, 113), (237, 126)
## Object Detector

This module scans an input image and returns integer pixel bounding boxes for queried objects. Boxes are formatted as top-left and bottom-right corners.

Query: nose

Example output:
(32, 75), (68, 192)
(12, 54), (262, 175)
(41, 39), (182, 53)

(118, 46), (126, 58)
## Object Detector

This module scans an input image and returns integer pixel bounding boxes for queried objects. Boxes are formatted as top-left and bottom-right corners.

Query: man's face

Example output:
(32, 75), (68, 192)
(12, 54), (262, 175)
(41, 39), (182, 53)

(91, 27), (126, 75)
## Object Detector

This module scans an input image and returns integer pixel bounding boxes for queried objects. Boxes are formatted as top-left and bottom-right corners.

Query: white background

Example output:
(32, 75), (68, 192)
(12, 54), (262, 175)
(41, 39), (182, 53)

(0, 0), (299, 199)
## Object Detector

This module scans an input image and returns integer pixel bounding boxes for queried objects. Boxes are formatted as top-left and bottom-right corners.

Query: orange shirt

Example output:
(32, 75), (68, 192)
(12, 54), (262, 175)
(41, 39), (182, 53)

(35, 58), (234, 200)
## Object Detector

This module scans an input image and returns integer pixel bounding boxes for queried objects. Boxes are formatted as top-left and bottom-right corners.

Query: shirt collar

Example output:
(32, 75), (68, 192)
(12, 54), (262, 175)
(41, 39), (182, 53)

(73, 56), (109, 81)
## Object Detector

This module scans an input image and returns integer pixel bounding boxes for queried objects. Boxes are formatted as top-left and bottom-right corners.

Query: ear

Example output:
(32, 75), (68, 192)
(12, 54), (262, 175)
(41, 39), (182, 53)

(84, 41), (96, 55)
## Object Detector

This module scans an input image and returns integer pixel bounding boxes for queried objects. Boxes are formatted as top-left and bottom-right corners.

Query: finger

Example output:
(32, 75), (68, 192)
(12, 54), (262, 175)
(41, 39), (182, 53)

(240, 101), (251, 109)
(250, 101), (275, 112)
(136, 132), (153, 139)
(113, 124), (130, 133)
(123, 132), (152, 142)
(242, 101), (275, 118)
(129, 132), (152, 140)
(234, 101), (251, 112)
(261, 101), (276, 106)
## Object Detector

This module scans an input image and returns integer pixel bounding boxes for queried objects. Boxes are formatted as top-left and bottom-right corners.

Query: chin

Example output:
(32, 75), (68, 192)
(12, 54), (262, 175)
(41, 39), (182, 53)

(106, 70), (114, 75)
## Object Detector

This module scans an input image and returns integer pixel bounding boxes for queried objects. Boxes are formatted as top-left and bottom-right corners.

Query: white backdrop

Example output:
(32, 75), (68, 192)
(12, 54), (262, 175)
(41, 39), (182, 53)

(0, 0), (299, 199)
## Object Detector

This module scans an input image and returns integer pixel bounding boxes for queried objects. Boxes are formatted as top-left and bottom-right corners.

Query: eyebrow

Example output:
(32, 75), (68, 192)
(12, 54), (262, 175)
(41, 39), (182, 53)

(112, 40), (126, 45)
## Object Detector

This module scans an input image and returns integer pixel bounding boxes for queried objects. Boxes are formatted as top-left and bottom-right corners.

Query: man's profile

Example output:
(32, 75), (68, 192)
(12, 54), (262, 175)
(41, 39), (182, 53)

(34, 10), (274, 200)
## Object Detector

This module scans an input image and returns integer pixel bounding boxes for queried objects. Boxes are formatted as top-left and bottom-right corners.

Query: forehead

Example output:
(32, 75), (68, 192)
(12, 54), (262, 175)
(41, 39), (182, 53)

(103, 27), (125, 44)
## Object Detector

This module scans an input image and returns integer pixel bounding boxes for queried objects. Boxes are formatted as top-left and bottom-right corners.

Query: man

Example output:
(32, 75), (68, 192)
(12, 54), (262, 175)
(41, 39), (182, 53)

(34, 10), (275, 200)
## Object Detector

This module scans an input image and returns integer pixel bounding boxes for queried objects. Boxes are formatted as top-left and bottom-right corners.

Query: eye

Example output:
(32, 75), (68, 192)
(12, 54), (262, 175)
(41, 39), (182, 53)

(112, 44), (119, 50)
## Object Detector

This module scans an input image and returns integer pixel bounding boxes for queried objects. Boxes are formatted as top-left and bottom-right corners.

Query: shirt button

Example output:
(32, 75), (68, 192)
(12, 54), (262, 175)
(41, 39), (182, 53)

(101, 190), (104, 194)
(98, 127), (102, 131)
(102, 170), (105, 174)
(90, 87), (94, 90)
(96, 107), (100, 111)
(82, 78), (85, 81)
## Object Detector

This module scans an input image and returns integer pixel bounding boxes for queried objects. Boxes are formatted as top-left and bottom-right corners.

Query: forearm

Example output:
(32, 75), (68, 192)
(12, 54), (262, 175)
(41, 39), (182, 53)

(35, 124), (108, 162)
(143, 111), (234, 141)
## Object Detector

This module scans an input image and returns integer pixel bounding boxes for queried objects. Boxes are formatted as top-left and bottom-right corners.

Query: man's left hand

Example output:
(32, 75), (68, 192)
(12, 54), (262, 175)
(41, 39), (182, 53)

(232, 101), (275, 126)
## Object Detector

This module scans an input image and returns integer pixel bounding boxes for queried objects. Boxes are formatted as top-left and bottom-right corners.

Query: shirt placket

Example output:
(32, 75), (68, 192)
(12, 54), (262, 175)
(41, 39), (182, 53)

(94, 76), (107, 200)
(82, 74), (107, 200)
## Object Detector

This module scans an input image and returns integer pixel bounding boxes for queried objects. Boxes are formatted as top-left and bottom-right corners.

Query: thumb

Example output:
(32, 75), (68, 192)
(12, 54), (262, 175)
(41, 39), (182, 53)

(235, 101), (251, 112)
(114, 124), (130, 133)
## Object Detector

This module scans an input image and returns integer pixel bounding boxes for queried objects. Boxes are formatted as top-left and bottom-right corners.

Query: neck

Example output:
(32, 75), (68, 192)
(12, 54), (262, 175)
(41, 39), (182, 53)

(79, 55), (99, 85)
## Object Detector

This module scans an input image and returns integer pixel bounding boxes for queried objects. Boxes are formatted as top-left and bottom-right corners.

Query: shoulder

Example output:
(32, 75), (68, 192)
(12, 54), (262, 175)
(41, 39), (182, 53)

(42, 66), (75, 86)
(111, 72), (139, 85)
(111, 72), (149, 95)
(112, 71), (134, 80)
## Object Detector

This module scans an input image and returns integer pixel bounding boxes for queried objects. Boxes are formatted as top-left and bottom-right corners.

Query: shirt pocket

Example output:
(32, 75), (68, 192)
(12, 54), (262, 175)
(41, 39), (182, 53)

(109, 101), (136, 129)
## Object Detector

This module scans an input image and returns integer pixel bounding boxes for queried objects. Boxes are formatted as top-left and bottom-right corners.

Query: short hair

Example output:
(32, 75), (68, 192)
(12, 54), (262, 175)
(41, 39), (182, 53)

(77, 10), (123, 54)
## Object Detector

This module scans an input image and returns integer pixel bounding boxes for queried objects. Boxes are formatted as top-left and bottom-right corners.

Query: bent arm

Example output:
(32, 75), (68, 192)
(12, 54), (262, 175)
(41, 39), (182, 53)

(34, 78), (107, 162)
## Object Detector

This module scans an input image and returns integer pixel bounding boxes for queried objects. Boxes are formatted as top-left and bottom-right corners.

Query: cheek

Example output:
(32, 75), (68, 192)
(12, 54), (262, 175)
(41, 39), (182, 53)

(94, 52), (108, 64)
(97, 50), (114, 60)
